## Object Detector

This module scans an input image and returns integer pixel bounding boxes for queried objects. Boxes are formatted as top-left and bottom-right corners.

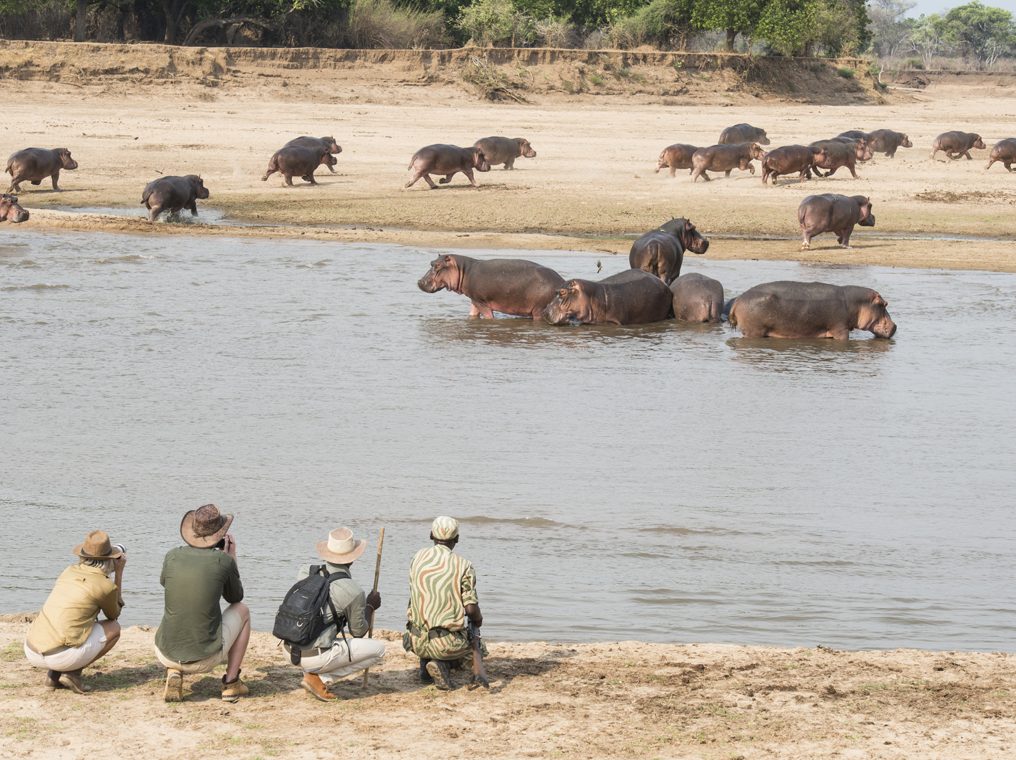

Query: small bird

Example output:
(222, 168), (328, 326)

(596, 260), (602, 273)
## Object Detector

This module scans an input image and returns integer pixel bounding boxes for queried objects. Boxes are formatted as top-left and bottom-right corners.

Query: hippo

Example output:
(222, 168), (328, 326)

(629, 217), (709, 285)
(836, 130), (868, 141)
(810, 138), (872, 178)
(5, 148), (78, 193)
(406, 144), (490, 189)
(865, 129), (912, 157)
(262, 146), (336, 186)
(141, 175), (209, 222)
(798, 194), (874, 249)
(670, 273), (723, 323)
(284, 136), (342, 173)
(761, 145), (827, 185)
(931, 131), (986, 160)
(543, 269), (673, 326)
(655, 144), (698, 177)
(691, 143), (767, 182)
(728, 281), (896, 340)
(473, 137), (536, 170)
(0, 193), (29, 223)
(985, 138), (1016, 172)
(718, 124), (770, 146)
(417, 254), (564, 319)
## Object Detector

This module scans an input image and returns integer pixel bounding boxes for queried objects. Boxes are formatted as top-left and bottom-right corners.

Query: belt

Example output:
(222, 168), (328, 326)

(286, 643), (332, 656)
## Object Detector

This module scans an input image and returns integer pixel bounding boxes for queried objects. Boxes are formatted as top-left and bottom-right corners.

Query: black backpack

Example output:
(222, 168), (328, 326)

(272, 565), (348, 663)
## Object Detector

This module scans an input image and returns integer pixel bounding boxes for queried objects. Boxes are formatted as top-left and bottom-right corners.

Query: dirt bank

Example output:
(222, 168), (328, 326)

(2, 618), (1014, 760)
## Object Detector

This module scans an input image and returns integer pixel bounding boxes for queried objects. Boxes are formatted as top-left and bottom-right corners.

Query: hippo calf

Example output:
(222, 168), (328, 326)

(798, 194), (874, 249)
(728, 281), (896, 340)
(691, 143), (767, 182)
(986, 138), (1016, 172)
(284, 136), (342, 173)
(141, 175), (209, 222)
(629, 217), (709, 285)
(931, 131), (986, 160)
(543, 270), (673, 326)
(262, 146), (336, 186)
(406, 144), (490, 190)
(718, 124), (770, 146)
(418, 254), (564, 319)
(761, 145), (827, 185)
(0, 193), (29, 223)
(655, 144), (698, 176)
(6, 148), (78, 193)
(473, 137), (535, 170)
(865, 129), (912, 157)
(670, 273), (723, 323)
(810, 138), (872, 178)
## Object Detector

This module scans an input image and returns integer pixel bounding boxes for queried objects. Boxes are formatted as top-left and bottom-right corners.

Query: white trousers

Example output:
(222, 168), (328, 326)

(24, 622), (107, 672)
(300, 638), (386, 684)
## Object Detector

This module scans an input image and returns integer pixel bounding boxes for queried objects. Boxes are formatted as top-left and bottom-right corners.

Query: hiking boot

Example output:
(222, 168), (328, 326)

(46, 670), (66, 689)
(425, 660), (453, 691)
(419, 659), (433, 684)
(164, 669), (183, 702)
(301, 672), (337, 702)
(221, 673), (249, 702)
(60, 669), (90, 694)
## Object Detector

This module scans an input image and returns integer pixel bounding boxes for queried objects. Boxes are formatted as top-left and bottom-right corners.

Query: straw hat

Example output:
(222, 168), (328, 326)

(431, 516), (459, 541)
(316, 527), (367, 564)
(73, 530), (123, 560)
(180, 504), (233, 548)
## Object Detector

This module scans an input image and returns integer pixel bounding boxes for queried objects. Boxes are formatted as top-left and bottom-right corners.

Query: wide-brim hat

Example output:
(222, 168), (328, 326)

(180, 503), (233, 548)
(73, 530), (123, 560)
(316, 527), (367, 564)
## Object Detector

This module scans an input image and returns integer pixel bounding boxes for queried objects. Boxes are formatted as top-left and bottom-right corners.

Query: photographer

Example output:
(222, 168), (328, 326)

(24, 530), (126, 694)
(154, 504), (251, 703)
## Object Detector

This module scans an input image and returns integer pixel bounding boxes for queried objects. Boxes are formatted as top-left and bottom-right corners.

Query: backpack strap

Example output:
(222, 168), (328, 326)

(318, 566), (354, 661)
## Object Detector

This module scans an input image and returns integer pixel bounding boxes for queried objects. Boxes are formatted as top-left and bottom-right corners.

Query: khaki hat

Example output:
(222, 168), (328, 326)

(431, 516), (459, 541)
(316, 527), (367, 564)
(73, 530), (123, 560)
(180, 504), (233, 548)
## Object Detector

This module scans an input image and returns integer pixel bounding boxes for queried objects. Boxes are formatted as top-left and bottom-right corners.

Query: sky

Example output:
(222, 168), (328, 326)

(903, 0), (1016, 16)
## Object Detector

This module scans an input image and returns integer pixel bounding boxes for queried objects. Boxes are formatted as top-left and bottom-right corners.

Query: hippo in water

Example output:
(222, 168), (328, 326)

(691, 143), (767, 182)
(798, 194), (874, 249)
(0, 193), (29, 223)
(761, 145), (827, 185)
(543, 270), (673, 326)
(670, 273), (724, 323)
(809, 138), (872, 178)
(472, 137), (536, 170)
(931, 131), (986, 161)
(718, 124), (770, 146)
(406, 144), (490, 189)
(655, 144), (698, 176)
(985, 138), (1016, 172)
(262, 146), (337, 186)
(284, 136), (342, 173)
(728, 281), (897, 340)
(865, 129), (912, 157)
(6, 148), (78, 193)
(141, 175), (209, 222)
(418, 254), (564, 319)
(629, 218), (709, 285)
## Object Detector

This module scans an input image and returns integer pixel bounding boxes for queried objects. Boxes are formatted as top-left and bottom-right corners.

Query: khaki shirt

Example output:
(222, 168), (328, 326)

(26, 564), (120, 654)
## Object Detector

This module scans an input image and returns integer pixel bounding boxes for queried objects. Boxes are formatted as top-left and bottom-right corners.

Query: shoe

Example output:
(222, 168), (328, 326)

(164, 669), (183, 702)
(221, 673), (249, 702)
(60, 669), (90, 694)
(46, 670), (66, 689)
(425, 660), (453, 691)
(419, 659), (433, 684)
(301, 673), (337, 702)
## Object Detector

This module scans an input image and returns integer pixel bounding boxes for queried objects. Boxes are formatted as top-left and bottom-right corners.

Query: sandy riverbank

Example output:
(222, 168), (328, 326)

(1, 617), (1014, 759)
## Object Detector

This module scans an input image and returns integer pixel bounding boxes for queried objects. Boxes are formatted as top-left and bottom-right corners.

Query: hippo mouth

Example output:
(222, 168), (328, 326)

(417, 275), (445, 293)
(689, 239), (710, 254)
(860, 215), (876, 227)
(14, 210), (29, 223)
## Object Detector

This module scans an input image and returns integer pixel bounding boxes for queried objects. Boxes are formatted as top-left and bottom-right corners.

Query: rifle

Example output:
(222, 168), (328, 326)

(467, 620), (489, 689)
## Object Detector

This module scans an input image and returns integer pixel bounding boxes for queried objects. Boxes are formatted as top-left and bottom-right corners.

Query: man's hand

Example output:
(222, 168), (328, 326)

(366, 591), (381, 611)
(466, 603), (482, 628)
(114, 554), (127, 573)
(224, 533), (237, 559)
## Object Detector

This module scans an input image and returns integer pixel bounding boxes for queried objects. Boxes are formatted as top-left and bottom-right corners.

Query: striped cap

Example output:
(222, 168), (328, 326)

(431, 515), (459, 540)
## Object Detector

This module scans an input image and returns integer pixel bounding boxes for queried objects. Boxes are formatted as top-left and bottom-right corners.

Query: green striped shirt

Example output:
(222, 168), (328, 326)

(407, 544), (478, 632)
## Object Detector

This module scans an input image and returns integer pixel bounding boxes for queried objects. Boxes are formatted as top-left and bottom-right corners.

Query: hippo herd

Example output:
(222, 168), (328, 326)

(417, 218), (897, 340)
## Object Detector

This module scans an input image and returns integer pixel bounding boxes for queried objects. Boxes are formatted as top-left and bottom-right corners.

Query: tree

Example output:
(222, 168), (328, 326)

(868, 0), (914, 57)
(692, 0), (765, 51)
(755, 0), (818, 55)
(910, 13), (951, 66)
(944, 2), (1015, 66)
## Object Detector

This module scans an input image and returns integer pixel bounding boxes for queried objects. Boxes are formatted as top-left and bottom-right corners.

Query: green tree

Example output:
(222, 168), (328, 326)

(692, 0), (764, 51)
(944, 2), (1015, 66)
(756, 0), (818, 55)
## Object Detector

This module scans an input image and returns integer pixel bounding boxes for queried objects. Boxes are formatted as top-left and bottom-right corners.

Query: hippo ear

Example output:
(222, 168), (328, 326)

(684, 220), (694, 232)
(871, 292), (887, 307)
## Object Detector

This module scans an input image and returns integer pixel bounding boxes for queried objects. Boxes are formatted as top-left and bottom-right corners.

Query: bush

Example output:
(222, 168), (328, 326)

(836, 66), (855, 78)
(534, 15), (577, 47)
(345, 0), (447, 48)
(607, 0), (695, 50)
(458, 0), (537, 47)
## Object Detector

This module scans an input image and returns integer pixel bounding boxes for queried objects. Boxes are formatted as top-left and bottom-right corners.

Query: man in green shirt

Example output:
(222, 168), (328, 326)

(154, 504), (251, 702)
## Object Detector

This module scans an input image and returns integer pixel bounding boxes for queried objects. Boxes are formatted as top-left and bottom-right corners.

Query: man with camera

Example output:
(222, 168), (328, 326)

(154, 503), (251, 702)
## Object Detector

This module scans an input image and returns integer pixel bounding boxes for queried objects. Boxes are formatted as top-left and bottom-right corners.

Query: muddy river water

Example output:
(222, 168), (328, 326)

(2, 230), (1015, 651)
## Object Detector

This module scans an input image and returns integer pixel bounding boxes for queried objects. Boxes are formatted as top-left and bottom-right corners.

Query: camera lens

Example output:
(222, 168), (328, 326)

(113, 543), (127, 554)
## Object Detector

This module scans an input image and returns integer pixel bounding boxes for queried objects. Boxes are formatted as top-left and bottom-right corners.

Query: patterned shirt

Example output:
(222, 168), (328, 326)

(407, 544), (478, 632)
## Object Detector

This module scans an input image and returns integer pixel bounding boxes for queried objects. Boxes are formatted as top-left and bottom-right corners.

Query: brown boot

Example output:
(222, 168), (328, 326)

(301, 672), (337, 702)
(221, 672), (249, 703)
(60, 669), (90, 694)
(164, 669), (183, 702)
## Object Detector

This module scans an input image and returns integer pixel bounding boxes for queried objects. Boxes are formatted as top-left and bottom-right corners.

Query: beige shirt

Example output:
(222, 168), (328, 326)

(26, 564), (121, 654)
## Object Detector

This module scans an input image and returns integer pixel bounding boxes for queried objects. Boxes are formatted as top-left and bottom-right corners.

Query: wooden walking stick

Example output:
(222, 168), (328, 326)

(362, 527), (385, 687)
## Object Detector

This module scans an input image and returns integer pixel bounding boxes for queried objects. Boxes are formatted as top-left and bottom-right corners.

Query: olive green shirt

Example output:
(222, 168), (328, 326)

(154, 546), (243, 663)
(26, 564), (121, 655)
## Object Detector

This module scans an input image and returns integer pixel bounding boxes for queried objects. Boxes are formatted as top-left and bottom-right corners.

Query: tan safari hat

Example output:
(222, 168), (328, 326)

(73, 530), (123, 560)
(180, 503), (233, 548)
(316, 527), (367, 564)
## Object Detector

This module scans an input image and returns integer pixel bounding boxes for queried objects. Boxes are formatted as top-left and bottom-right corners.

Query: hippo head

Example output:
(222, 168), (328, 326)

(857, 290), (896, 339)
(543, 280), (593, 325)
(854, 138), (874, 161)
(756, 130), (771, 146)
(471, 148), (491, 173)
(319, 152), (338, 169)
(56, 149), (78, 170)
(418, 254), (463, 294)
(321, 137), (342, 154)
(0, 194), (29, 223)
(515, 138), (537, 158)
(810, 146), (828, 165)
(749, 143), (767, 161)
(661, 217), (709, 255)
(901, 135), (913, 148)
(854, 196), (875, 227)
(187, 175), (210, 199)
(972, 134), (986, 150)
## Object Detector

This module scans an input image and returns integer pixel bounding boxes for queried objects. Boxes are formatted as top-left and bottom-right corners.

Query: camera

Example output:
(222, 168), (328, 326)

(113, 543), (127, 555)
